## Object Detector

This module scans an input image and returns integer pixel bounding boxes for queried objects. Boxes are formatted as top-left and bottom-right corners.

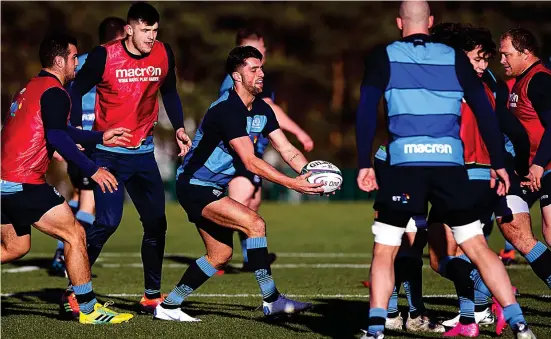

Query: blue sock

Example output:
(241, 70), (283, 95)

(401, 256), (424, 318)
(68, 199), (79, 214)
(162, 256), (217, 308)
(470, 269), (491, 311)
(504, 240), (515, 252)
(75, 211), (95, 229)
(459, 296), (476, 324)
(241, 237), (248, 263)
(246, 237), (279, 302)
(56, 240), (64, 250)
(387, 286), (399, 316)
(503, 303), (526, 330)
(367, 307), (387, 335)
(73, 281), (97, 314)
(525, 242), (551, 288)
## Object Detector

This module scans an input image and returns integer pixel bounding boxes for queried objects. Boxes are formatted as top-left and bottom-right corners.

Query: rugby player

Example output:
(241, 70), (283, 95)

(356, 2), (534, 338)
(1, 32), (133, 324)
(495, 28), (551, 290)
(154, 46), (323, 322)
(66, 2), (192, 315)
(220, 27), (314, 272)
(50, 16), (127, 277)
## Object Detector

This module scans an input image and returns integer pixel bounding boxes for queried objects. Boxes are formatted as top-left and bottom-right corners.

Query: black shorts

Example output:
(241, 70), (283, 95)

(176, 178), (225, 223)
(1, 183), (65, 236)
(428, 179), (498, 228)
(374, 166), (478, 227)
(67, 161), (95, 190)
(507, 169), (551, 209)
(234, 169), (262, 190)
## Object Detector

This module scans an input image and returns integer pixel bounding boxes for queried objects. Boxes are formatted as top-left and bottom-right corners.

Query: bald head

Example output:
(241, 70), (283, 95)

(397, 1), (433, 36)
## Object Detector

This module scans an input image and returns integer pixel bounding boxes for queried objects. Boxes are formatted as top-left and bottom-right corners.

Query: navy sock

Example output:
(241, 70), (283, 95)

(141, 216), (167, 299)
(367, 308), (387, 335)
(445, 257), (476, 325)
(56, 240), (64, 250)
(73, 281), (97, 314)
(525, 242), (551, 288)
(162, 256), (217, 309)
(401, 256), (424, 318)
(504, 240), (515, 252)
(387, 286), (399, 317)
(246, 237), (279, 303)
(470, 269), (491, 312)
(503, 303), (526, 330)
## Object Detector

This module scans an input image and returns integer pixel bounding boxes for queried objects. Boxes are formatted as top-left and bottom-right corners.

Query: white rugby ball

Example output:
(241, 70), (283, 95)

(301, 160), (343, 194)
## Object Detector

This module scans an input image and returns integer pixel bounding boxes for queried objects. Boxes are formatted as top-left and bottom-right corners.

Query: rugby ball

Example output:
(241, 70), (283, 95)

(301, 160), (343, 194)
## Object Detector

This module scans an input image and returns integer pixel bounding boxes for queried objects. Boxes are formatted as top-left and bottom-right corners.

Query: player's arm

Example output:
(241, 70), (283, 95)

(355, 46), (389, 192)
(69, 46), (106, 127)
(456, 51), (505, 170)
(41, 88), (120, 193)
(261, 97), (314, 152)
(528, 72), (551, 168)
(160, 43), (191, 156)
(495, 79), (530, 177)
(220, 110), (322, 194)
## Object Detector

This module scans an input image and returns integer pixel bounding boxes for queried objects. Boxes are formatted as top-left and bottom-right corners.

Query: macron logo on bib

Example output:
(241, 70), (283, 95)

(115, 67), (162, 83)
(404, 143), (453, 154)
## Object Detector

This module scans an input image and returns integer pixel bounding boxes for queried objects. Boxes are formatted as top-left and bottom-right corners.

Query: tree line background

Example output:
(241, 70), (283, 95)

(2, 1), (551, 171)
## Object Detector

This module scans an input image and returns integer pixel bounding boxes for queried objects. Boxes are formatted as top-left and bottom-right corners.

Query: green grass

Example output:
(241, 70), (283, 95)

(2, 202), (550, 339)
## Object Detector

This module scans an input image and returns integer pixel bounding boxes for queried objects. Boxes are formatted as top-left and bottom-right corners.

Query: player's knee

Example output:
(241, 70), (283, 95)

(207, 250), (233, 268)
(246, 214), (266, 238)
(63, 220), (87, 247)
(3, 239), (31, 261)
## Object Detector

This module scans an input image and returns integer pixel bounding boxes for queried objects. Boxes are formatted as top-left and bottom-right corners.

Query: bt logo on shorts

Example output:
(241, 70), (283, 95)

(392, 193), (410, 204)
(404, 143), (452, 154)
(212, 189), (223, 197)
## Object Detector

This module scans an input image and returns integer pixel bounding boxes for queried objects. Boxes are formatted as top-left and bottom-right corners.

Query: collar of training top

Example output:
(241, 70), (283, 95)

(38, 70), (62, 84)
(400, 33), (434, 47)
(516, 60), (543, 82)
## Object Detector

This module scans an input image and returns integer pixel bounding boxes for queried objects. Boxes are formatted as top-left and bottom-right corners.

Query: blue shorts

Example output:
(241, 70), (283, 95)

(1, 183), (65, 236)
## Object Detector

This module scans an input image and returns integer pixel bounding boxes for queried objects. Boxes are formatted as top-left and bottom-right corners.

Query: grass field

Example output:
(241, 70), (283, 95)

(2, 202), (550, 339)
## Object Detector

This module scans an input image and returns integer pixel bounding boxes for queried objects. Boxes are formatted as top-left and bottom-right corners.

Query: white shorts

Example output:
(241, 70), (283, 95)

(495, 195), (530, 218)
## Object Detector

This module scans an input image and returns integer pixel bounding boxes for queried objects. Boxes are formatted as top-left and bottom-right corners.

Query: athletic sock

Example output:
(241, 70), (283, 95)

(73, 281), (98, 314)
(525, 242), (551, 288)
(56, 240), (64, 250)
(387, 286), (399, 318)
(503, 303), (526, 330)
(504, 240), (515, 252)
(445, 257), (476, 325)
(246, 237), (280, 303)
(401, 256), (425, 318)
(367, 307), (387, 335)
(161, 256), (217, 309)
(457, 254), (491, 312)
(239, 231), (249, 263)
(75, 210), (95, 230)
(68, 199), (79, 215)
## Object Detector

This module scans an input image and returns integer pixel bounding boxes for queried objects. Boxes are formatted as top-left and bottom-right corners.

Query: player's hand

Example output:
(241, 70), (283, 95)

(357, 168), (378, 192)
(523, 164), (544, 192)
(490, 168), (510, 196)
(297, 132), (314, 152)
(102, 127), (133, 146)
(91, 167), (118, 193)
(52, 151), (65, 162)
(176, 127), (192, 157)
(289, 171), (325, 195)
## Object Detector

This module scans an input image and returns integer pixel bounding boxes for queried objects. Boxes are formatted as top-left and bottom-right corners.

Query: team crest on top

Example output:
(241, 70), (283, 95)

(252, 116), (262, 129)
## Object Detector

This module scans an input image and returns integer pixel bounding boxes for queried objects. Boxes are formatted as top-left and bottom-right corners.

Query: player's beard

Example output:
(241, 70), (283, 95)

(134, 35), (153, 54)
(65, 68), (76, 83)
(246, 81), (263, 96)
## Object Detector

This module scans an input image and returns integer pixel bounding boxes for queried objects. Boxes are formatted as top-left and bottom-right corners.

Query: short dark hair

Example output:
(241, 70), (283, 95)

(501, 28), (539, 56)
(235, 27), (263, 46)
(226, 46), (263, 75)
(432, 22), (496, 58)
(98, 17), (126, 44)
(39, 33), (77, 68)
(127, 2), (160, 26)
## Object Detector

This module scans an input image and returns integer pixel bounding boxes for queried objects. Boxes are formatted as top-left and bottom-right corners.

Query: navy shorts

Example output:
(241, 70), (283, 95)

(67, 161), (95, 190)
(176, 176), (225, 224)
(374, 165), (478, 228)
(507, 169), (551, 210)
(428, 179), (498, 230)
(234, 169), (262, 190)
(1, 183), (65, 236)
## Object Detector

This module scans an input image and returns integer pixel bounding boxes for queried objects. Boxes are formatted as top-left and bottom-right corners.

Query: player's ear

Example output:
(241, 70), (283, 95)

(53, 55), (65, 70)
(428, 15), (434, 29)
(396, 17), (403, 31)
(125, 24), (133, 36)
(231, 71), (242, 83)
